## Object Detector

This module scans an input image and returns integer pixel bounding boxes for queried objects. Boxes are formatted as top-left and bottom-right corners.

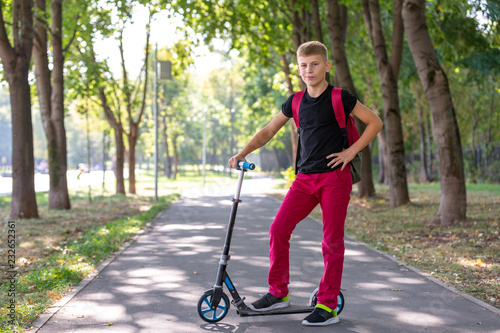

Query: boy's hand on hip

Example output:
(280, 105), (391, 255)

(327, 149), (356, 171)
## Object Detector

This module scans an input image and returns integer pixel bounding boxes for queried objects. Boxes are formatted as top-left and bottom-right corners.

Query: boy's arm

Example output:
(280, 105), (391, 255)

(327, 101), (383, 170)
(229, 111), (289, 169)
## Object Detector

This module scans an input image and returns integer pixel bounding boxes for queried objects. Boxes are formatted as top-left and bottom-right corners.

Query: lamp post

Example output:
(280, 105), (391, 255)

(153, 45), (159, 201)
(153, 44), (172, 201)
(202, 108), (207, 186)
(230, 108), (235, 176)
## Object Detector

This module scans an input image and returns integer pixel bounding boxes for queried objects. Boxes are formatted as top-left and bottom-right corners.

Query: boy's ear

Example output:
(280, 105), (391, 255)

(325, 61), (332, 72)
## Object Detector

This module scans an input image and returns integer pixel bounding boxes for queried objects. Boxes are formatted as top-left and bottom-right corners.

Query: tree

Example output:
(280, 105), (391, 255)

(117, 12), (152, 194)
(362, 0), (410, 206)
(0, 0), (39, 218)
(69, 2), (128, 195)
(326, 0), (376, 197)
(33, 0), (73, 209)
(402, 0), (466, 225)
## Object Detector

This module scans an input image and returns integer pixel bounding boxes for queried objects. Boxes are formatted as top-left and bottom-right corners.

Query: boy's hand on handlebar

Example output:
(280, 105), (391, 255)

(228, 155), (246, 169)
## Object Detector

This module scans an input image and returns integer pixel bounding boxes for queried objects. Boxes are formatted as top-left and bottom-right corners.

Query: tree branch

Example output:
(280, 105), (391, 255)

(390, 0), (404, 78)
(0, 1), (14, 63)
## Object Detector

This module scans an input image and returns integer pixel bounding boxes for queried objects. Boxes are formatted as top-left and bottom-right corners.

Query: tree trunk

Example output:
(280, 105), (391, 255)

(114, 126), (126, 194)
(98, 87), (125, 194)
(8, 62), (39, 218)
(0, 0), (39, 218)
(161, 111), (172, 178)
(85, 109), (92, 203)
(327, 0), (376, 197)
(128, 131), (137, 194)
(362, 0), (409, 206)
(172, 133), (179, 180)
(377, 131), (387, 184)
(425, 113), (433, 179)
(33, 0), (70, 210)
(120, 12), (151, 194)
(281, 53), (299, 171)
(311, 0), (330, 83)
(402, 0), (467, 225)
(418, 106), (430, 183)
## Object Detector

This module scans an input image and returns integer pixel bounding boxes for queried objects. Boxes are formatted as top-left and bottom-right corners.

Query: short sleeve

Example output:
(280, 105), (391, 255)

(281, 93), (295, 118)
(341, 89), (358, 117)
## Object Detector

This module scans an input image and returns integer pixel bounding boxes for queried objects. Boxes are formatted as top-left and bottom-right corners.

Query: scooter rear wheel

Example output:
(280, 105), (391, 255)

(308, 287), (345, 315)
(197, 289), (230, 323)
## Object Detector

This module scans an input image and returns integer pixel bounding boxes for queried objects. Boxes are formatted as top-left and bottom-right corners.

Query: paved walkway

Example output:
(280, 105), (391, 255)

(30, 177), (499, 332)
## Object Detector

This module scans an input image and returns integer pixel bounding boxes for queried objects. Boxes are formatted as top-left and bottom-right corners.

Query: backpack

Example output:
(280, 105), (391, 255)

(291, 87), (362, 184)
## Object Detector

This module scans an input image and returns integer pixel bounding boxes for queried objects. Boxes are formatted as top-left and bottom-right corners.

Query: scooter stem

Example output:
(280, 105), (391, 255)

(213, 168), (246, 289)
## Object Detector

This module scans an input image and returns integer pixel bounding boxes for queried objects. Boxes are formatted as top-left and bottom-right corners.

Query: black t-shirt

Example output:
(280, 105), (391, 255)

(282, 84), (358, 174)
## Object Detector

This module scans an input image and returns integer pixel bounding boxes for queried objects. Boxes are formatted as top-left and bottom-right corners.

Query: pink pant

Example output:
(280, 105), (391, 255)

(268, 167), (352, 310)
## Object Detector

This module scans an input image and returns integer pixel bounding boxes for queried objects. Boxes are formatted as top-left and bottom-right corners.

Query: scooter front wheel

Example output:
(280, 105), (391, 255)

(308, 287), (345, 315)
(197, 289), (230, 323)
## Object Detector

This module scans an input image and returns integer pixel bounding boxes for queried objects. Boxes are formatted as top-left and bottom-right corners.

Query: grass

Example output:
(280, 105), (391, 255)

(268, 181), (500, 310)
(0, 168), (233, 332)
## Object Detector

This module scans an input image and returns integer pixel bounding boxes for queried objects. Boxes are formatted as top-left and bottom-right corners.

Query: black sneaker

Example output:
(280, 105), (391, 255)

(247, 292), (290, 312)
(302, 307), (339, 326)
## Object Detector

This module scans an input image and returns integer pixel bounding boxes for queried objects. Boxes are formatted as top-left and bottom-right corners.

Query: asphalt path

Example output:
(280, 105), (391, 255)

(30, 176), (500, 333)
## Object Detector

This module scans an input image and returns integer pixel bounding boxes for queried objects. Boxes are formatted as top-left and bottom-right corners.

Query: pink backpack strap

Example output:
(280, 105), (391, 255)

(331, 87), (361, 148)
(331, 87), (346, 129)
(291, 90), (305, 129)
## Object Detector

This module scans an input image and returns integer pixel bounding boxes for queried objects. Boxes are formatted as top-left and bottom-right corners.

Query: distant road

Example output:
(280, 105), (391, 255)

(0, 170), (116, 196)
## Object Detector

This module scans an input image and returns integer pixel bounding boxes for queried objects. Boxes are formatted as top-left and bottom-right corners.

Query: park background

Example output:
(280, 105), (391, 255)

(0, 0), (499, 331)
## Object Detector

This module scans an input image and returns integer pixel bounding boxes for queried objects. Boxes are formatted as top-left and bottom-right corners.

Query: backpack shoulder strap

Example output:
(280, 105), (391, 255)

(291, 90), (305, 129)
(331, 87), (346, 129)
(331, 87), (361, 148)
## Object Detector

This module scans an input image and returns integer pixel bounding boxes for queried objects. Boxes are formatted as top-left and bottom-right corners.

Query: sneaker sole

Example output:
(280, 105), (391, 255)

(247, 300), (290, 312)
(301, 316), (339, 326)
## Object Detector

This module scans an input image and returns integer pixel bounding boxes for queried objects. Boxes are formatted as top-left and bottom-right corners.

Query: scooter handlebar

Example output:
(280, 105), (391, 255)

(237, 161), (256, 170)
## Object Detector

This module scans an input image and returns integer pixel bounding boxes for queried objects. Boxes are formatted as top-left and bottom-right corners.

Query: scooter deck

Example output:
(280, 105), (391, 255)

(238, 304), (314, 317)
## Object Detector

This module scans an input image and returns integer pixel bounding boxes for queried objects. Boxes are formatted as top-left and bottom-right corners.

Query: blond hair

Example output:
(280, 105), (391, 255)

(297, 41), (329, 62)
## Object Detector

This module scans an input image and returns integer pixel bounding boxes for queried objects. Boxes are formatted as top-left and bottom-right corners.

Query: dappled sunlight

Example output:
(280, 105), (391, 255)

(65, 300), (128, 322)
(128, 267), (185, 282)
(241, 257), (270, 269)
(164, 291), (199, 308)
(154, 282), (182, 290)
(360, 293), (400, 303)
(161, 223), (224, 231)
(134, 313), (179, 328)
(297, 245), (322, 253)
(388, 276), (426, 285)
(458, 257), (492, 269)
(115, 285), (149, 294)
(344, 248), (366, 257)
(392, 309), (446, 326)
(244, 286), (269, 295)
(356, 282), (393, 290)
(115, 277), (151, 286)
(290, 281), (317, 290)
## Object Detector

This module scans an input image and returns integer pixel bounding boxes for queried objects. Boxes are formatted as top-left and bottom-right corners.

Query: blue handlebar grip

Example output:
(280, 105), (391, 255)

(237, 161), (256, 170)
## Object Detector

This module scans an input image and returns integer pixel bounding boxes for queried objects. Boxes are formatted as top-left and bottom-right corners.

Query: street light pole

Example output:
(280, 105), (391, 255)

(153, 44), (159, 201)
(202, 108), (207, 186)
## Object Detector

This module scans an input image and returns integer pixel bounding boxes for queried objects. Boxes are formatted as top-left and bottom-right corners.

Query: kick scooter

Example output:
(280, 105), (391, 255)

(197, 161), (345, 323)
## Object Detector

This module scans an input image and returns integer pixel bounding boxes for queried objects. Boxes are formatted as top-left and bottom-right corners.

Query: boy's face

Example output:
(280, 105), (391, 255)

(297, 54), (331, 88)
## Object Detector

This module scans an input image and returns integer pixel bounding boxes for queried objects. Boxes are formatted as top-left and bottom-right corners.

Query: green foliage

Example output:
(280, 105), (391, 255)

(281, 166), (296, 186)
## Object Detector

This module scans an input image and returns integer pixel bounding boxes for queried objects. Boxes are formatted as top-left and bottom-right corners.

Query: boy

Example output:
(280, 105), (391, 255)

(229, 41), (382, 326)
